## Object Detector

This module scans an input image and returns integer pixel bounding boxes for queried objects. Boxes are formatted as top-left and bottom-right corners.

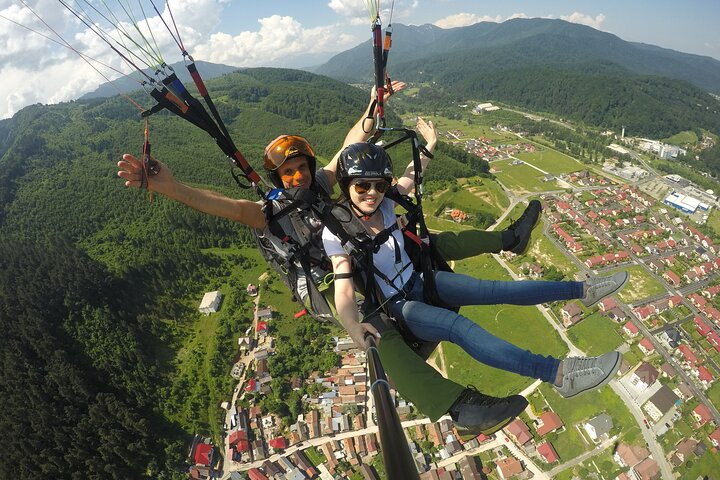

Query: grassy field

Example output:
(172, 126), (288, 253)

(707, 381), (720, 415)
(615, 265), (668, 304)
(566, 313), (625, 356)
(441, 255), (569, 396)
(515, 147), (584, 176)
(492, 159), (557, 193)
(537, 382), (641, 462)
(171, 246), (267, 442)
(425, 181), (508, 216)
(661, 130), (698, 145)
(707, 208), (720, 237)
(526, 232), (580, 276)
(401, 111), (522, 143)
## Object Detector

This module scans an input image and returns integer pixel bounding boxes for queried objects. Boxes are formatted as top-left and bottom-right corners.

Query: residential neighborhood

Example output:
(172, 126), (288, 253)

(187, 123), (720, 480)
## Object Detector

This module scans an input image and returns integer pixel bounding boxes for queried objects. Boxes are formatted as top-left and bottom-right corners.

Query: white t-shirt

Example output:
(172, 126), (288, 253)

(321, 198), (414, 299)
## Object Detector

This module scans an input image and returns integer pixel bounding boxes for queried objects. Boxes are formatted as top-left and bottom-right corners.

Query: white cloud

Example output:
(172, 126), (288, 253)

(434, 13), (501, 29)
(328, 0), (418, 24)
(191, 15), (357, 66)
(508, 12), (529, 20)
(560, 12), (606, 30)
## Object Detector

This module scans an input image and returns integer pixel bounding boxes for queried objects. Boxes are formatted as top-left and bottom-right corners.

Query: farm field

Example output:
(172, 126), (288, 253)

(515, 146), (584, 176)
(492, 159), (558, 193)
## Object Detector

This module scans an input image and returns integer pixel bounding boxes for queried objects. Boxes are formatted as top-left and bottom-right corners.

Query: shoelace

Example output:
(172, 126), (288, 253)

(588, 280), (615, 293)
(564, 357), (601, 377)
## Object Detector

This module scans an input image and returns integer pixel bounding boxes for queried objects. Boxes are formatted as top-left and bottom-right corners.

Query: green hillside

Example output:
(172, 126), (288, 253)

(0, 68), (380, 479)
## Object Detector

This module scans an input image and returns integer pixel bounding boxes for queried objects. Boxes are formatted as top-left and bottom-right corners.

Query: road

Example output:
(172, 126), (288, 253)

(611, 381), (674, 480)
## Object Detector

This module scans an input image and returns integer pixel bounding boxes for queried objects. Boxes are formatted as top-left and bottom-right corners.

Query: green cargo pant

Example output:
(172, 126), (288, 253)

(432, 229), (502, 261)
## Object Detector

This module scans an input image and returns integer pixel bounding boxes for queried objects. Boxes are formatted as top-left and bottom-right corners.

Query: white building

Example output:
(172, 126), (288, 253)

(198, 290), (223, 314)
(664, 192), (701, 214)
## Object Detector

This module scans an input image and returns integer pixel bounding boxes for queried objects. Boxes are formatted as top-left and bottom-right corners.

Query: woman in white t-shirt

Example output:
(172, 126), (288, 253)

(323, 119), (627, 399)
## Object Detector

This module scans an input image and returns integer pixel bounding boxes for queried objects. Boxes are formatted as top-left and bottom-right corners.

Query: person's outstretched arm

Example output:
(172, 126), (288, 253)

(322, 80), (406, 186)
(329, 253), (380, 348)
(117, 154), (266, 229)
(396, 116), (436, 195)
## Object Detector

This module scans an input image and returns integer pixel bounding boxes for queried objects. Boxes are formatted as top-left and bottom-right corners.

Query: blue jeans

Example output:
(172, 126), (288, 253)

(388, 271), (584, 382)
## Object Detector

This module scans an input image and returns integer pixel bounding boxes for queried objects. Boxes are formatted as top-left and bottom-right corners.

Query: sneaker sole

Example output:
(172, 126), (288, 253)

(561, 351), (622, 399)
(510, 201), (542, 255)
(455, 399), (529, 440)
(581, 271), (630, 308)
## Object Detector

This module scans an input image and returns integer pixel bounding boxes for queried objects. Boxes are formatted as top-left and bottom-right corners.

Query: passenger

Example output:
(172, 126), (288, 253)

(323, 124), (628, 399)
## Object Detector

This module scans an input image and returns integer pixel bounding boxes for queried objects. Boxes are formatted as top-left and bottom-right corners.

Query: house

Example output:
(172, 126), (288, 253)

(659, 328), (682, 349)
(696, 365), (714, 386)
(634, 305), (655, 321)
(660, 362), (677, 378)
(671, 438), (699, 467)
(458, 455), (482, 480)
(268, 437), (287, 451)
(536, 411), (564, 436)
(256, 307), (273, 320)
(710, 427), (720, 448)
(496, 456), (524, 479)
(605, 307), (627, 322)
(623, 322), (639, 337)
(246, 468), (268, 480)
(505, 418), (532, 445)
(561, 302), (583, 327)
(638, 338), (655, 355)
(194, 442), (214, 466)
(632, 457), (660, 480)
(238, 336), (252, 352)
(663, 270), (681, 286)
(599, 298), (618, 312)
(537, 441), (560, 463)
(630, 363), (659, 391)
(584, 413), (613, 441)
(199, 290), (223, 314)
(614, 443), (650, 468)
(692, 404), (713, 426)
(644, 385), (679, 421)
(677, 344), (699, 367)
(695, 316), (713, 336)
(247, 283), (258, 296)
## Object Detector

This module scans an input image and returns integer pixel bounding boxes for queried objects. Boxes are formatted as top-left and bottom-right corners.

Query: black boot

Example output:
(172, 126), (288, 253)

(504, 199), (542, 255)
(448, 387), (528, 438)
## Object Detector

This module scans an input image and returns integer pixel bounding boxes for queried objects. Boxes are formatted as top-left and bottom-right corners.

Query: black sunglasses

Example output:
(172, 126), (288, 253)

(353, 180), (390, 194)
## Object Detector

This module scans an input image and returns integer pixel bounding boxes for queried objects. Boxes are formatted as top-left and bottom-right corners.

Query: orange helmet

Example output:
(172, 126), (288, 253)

(263, 135), (316, 188)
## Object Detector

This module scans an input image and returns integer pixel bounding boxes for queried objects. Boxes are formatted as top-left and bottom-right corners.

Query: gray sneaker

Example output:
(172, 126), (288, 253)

(554, 351), (621, 398)
(582, 271), (629, 307)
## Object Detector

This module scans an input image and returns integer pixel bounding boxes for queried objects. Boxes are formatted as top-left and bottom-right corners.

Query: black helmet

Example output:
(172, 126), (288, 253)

(263, 135), (317, 188)
(336, 142), (393, 196)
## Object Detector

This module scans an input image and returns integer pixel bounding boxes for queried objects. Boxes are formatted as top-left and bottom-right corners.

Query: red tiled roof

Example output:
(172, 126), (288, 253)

(537, 441), (559, 463)
(536, 411), (564, 436)
(229, 430), (247, 446)
(694, 404), (713, 423)
(194, 443), (213, 466)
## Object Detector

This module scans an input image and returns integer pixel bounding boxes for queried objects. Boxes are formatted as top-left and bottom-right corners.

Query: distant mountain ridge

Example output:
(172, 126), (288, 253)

(79, 60), (240, 100)
(316, 18), (720, 94)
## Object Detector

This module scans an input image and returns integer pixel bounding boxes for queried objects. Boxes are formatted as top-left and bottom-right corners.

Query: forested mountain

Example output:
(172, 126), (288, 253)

(0, 66), (489, 478)
(0, 68), (371, 478)
(316, 18), (720, 139)
(317, 18), (720, 94)
(79, 60), (240, 100)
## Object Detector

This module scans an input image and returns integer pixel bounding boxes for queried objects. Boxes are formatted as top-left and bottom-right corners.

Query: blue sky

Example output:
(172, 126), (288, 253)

(1, 0), (719, 119)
